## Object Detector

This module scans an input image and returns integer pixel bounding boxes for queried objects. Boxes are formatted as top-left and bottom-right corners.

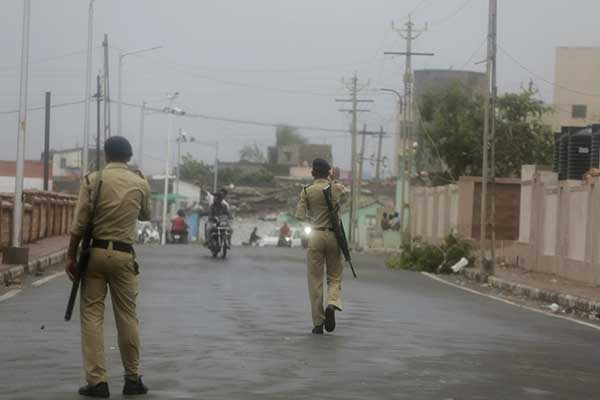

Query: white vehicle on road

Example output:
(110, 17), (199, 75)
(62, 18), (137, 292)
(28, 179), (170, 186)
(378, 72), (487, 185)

(259, 228), (302, 248)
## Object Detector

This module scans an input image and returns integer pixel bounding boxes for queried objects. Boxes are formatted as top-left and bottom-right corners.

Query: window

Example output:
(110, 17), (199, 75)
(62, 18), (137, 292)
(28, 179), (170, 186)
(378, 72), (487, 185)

(60, 157), (67, 168)
(572, 104), (587, 119)
(284, 152), (292, 162)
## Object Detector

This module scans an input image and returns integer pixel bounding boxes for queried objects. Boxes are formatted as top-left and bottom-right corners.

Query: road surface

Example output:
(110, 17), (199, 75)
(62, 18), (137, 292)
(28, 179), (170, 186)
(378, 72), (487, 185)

(1, 245), (599, 399)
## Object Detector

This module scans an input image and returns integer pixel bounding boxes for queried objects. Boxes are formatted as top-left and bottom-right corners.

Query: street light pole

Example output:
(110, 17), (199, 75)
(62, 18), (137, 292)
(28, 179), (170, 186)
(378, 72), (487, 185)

(82, 0), (95, 177)
(161, 92), (179, 245)
(137, 101), (146, 171)
(117, 46), (162, 136)
(13, 0), (31, 248)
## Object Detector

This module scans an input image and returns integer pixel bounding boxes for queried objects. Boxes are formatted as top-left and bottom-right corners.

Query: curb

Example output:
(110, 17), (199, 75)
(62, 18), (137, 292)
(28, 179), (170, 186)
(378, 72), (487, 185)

(362, 248), (402, 256)
(2, 249), (68, 286)
(462, 268), (600, 315)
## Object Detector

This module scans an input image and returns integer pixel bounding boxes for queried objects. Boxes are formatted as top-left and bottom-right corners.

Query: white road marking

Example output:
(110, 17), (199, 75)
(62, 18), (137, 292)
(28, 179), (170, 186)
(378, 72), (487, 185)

(32, 272), (65, 288)
(421, 272), (600, 332)
(0, 289), (22, 303)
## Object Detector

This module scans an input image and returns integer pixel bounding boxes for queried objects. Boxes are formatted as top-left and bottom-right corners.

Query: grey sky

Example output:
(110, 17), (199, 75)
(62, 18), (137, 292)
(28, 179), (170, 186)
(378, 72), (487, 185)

(1, 0), (599, 175)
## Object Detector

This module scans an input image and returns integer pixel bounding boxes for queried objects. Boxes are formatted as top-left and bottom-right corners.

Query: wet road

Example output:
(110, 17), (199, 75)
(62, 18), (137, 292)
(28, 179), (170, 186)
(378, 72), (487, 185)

(1, 245), (599, 399)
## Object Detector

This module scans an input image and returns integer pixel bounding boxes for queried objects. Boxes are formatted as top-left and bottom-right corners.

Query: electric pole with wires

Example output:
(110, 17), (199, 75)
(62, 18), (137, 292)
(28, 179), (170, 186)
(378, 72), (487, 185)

(385, 16), (434, 241)
(336, 74), (374, 249)
(480, 0), (498, 275)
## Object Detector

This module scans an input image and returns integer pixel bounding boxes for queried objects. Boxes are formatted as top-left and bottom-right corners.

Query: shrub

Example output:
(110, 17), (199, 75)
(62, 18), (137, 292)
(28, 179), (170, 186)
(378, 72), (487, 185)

(385, 231), (473, 274)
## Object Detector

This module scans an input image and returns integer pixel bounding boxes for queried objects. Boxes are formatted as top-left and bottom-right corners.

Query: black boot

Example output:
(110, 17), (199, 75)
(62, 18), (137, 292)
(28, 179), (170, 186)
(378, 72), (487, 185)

(312, 324), (324, 335)
(324, 305), (337, 332)
(123, 376), (148, 395)
(78, 382), (110, 398)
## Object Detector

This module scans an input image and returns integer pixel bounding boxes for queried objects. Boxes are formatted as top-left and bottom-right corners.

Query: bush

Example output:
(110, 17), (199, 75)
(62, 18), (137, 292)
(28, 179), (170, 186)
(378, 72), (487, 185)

(385, 231), (473, 274)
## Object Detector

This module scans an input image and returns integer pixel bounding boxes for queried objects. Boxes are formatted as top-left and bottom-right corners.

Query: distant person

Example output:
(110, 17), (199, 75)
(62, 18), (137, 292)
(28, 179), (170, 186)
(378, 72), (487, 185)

(391, 212), (401, 231)
(67, 136), (150, 397)
(170, 209), (189, 243)
(249, 227), (261, 246)
(207, 190), (231, 245)
(280, 222), (291, 238)
(381, 213), (391, 231)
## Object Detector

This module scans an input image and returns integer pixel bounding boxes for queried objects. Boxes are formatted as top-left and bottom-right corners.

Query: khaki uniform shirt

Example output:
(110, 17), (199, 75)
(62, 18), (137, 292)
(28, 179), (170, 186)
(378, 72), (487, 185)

(295, 178), (345, 229)
(71, 162), (151, 244)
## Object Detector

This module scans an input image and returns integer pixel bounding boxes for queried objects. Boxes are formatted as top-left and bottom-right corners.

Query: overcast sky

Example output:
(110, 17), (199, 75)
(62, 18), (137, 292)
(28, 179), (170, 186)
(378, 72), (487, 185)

(1, 0), (599, 175)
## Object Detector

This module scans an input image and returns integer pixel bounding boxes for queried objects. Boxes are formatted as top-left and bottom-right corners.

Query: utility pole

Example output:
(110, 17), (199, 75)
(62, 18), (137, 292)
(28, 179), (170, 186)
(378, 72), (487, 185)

(161, 92), (179, 245)
(138, 101), (146, 171)
(12, 0), (31, 253)
(93, 74), (102, 171)
(81, 0), (95, 177)
(481, 0), (498, 275)
(385, 16), (434, 240)
(358, 124), (368, 185)
(336, 74), (373, 248)
(43, 92), (51, 191)
(102, 34), (111, 140)
(375, 126), (385, 181)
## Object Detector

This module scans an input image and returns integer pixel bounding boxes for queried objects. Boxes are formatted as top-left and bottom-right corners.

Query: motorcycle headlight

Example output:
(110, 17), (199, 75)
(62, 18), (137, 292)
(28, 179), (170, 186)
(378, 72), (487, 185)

(304, 226), (312, 235)
(285, 237), (291, 242)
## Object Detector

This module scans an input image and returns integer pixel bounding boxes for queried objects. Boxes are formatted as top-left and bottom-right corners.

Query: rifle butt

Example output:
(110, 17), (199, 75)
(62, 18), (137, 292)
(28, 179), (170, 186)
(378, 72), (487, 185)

(64, 280), (80, 321)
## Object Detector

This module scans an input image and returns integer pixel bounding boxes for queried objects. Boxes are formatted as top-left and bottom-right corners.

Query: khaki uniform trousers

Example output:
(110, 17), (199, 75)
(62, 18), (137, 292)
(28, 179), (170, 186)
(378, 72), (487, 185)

(307, 231), (343, 326)
(80, 247), (140, 384)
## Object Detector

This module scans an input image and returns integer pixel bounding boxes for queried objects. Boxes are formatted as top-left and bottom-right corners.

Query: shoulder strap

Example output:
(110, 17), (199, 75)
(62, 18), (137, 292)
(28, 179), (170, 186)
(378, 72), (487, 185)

(303, 185), (311, 211)
(88, 170), (104, 229)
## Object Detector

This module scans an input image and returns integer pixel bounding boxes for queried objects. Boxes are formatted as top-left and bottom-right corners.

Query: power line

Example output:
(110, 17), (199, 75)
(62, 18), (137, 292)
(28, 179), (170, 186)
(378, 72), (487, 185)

(0, 48), (96, 72)
(0, 99), (85, 115)
(498, 44), (600, 98)
(429, 0), (474, 28)
(117, 100), (350, 134)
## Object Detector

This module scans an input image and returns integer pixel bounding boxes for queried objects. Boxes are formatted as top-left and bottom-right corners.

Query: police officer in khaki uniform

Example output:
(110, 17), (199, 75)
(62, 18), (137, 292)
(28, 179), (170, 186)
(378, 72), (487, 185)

(66, 136), (151, 398)
(296, 159), (345, 335)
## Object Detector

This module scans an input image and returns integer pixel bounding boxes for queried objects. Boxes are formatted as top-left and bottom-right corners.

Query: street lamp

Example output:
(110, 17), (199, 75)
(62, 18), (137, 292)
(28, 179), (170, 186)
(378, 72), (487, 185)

(117, 45), (162, 135)
(12, 0), (31, 252)
(175, 130), (196, 196)
(82, 0), (95, 177)
(160, 92), (182, 245)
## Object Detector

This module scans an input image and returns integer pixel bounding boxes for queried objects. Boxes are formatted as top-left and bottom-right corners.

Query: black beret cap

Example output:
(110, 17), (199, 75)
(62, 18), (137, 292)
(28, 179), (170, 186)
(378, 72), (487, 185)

(312, 158), (331, 173)
(104, 136), (133, 159)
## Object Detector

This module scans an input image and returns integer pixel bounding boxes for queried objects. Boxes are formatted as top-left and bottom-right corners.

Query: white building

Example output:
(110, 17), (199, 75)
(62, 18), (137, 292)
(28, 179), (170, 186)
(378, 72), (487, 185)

(51, 147), (101, 178)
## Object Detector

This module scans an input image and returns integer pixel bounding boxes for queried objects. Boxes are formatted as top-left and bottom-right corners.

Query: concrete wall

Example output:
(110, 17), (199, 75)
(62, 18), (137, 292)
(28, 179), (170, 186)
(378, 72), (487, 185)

(553, 47), (600, 131)
(0, 191), (76, 250)
(502, 166), (600, 284)
(411, 178), (521, 243)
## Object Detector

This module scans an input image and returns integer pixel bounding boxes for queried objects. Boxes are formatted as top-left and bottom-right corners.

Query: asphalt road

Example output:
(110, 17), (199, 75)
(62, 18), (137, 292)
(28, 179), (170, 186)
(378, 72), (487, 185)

(1, 245), (599, 399)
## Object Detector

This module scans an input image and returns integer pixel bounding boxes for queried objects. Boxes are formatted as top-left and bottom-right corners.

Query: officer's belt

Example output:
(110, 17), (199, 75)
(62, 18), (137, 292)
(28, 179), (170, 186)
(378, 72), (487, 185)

(313, 227), (334, 232)
(91, 239), (134, 254)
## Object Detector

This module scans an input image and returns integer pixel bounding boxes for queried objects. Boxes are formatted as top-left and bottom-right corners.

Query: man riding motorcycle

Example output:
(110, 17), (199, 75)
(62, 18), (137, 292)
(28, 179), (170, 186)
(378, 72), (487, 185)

(207, 190), (231, 247)
(170, 209), (189, 243)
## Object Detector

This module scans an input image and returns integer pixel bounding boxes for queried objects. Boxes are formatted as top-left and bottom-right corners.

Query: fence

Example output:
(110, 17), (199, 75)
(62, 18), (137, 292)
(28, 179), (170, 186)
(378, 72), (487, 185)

(410, 166), (600, 285)
(504, 165), (600, 284)
(0, 190), (77, 250)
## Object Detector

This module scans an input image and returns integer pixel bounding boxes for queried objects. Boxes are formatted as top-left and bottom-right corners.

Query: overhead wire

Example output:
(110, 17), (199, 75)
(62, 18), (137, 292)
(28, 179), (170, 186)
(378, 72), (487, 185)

(0, 99), (85, 115)
(498, 44), (600, 98)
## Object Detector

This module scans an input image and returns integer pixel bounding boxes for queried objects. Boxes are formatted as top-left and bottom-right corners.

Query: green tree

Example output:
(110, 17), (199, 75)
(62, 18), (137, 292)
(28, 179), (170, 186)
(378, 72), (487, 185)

(239, 143), (266, 163)
(179, 153), (213, 185)
(417, 83), (553, 181)
(275, 125), (307, 146)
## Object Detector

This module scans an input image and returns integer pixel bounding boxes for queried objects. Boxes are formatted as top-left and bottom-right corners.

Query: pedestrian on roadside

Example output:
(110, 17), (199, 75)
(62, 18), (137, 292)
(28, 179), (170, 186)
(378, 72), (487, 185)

(391, 212), (401, 231)
(248, 227), (261, 246)
(66, 136), (151, 398)
(295, 158), (345, 335)
(381, 212), (391, 231)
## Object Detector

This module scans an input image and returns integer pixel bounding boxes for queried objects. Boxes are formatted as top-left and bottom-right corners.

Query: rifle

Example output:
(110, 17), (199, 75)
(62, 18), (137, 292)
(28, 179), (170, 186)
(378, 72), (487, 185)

(323, 184), (357, 279)
(64, 175), (103, 321)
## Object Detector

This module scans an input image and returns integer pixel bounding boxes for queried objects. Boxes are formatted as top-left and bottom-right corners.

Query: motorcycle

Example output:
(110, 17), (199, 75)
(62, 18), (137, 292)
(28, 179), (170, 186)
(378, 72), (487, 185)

(169, 230), (188, 244)
(208, 216), (232, 258)
(277, 234), (292, 247)
(137, 222), (160, 244)
(301, 226), (311, 249)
